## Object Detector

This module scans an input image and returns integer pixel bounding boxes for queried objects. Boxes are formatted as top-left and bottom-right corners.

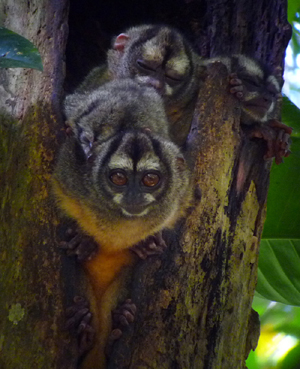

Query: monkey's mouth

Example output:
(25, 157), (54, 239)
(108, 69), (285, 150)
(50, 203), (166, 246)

(121, 204), (149, 217)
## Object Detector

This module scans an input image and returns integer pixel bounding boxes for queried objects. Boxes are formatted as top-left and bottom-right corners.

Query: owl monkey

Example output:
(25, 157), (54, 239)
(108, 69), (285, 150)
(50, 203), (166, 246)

(204, 54), (292, 164)
(78, 26), (291, 163)
(53, 79), (192, 368)
(78, 24), (204, 147)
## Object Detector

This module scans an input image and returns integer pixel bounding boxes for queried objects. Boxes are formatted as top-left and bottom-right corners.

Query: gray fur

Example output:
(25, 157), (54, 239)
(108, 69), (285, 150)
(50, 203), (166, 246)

(204, 54), (281, 124)
(74, 24), (204, 147)
(54, 78), (191, 231)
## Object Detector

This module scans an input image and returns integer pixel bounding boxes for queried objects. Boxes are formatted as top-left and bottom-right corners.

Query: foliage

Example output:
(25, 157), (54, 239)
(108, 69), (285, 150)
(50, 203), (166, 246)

(247, 297), (300, 368)
(0, 27), (43, 70)
(257, 96), (300, 305)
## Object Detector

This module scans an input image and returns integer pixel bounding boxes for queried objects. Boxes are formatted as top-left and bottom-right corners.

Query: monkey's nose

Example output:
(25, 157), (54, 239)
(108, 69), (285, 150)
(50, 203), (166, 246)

(146, 78), (164, 90)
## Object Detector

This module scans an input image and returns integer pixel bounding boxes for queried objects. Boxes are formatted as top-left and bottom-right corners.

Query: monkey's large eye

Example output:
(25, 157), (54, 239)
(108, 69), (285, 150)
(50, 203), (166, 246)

(110, 171), (128, 186)
(142, 173), (160, 187)
(136, 59), (155, 72)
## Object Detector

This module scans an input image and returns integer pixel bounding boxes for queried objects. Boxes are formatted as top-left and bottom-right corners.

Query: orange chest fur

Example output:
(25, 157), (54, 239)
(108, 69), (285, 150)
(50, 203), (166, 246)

(53, 179), (155, 252)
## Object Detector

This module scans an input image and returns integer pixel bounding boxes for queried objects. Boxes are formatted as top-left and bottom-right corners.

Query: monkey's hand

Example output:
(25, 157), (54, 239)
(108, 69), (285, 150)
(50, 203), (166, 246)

(66, 296), (95, 357)
(130, 231), (167, 259)
(229, 73), (244, 100)
(60, 227), (98, 262)
(106, 299), (137, 357)
(246, 120), (292, 164)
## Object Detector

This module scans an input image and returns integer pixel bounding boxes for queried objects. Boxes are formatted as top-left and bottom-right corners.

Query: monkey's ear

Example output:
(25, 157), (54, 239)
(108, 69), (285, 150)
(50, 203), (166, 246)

(78, 129), (94, 160)
(113, 33), (130, 51)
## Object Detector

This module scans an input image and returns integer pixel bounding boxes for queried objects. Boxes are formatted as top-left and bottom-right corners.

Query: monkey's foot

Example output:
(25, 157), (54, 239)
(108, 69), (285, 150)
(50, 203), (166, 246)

(106, 299), (137, 356)
(229, 73), (244, 100)
(131, 231), (167, 259)
(66, 296), (95, 356)
(60, 227), (98, 262)
(247, 120), (292, 164)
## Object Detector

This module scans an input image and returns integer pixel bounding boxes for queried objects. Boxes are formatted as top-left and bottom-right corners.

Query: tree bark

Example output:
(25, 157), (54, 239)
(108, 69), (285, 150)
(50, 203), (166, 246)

(0, 1), (78, 368)
(0, 0), (291, 368)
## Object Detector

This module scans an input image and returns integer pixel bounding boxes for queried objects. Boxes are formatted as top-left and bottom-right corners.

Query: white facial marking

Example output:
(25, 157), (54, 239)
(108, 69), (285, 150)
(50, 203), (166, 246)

(165, 85), (173, 96)
(267, 75), (280, 92)
(237, 55), (264, 79)
(167, 55), (189, 75)
(137, 153), (161, 172)
(142, 41), (163, 62)
(113, 193), (123, 205)
(108, 155), (133, 171)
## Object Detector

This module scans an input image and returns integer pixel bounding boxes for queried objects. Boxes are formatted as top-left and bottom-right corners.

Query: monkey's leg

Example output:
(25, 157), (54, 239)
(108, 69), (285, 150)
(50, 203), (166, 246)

(81, 250), (135, 369)
(66, 295), (96, 357)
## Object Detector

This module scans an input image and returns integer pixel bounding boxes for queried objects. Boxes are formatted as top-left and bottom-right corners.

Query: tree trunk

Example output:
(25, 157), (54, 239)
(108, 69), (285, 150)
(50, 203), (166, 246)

(0, 0), (291, 368)
(0, 1), (79, 368)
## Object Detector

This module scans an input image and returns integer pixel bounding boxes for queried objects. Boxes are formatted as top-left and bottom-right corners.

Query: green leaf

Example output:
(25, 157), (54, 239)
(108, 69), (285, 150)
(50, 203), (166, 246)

(0, 27), (43, 71)
(256, 240), (300, 306)
(279, 343), (300, 369)
(262, 97), (300, 239)
(275, 324), (300, 339)
(287, 0), (300, 23)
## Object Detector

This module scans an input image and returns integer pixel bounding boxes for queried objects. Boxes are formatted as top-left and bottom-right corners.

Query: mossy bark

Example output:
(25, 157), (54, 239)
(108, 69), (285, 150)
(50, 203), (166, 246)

(0, 1), (78, 368)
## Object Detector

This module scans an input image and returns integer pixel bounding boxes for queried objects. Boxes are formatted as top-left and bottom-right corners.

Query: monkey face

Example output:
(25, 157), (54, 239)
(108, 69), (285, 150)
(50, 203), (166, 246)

(241, 74), (279, 121)
(230, 55), (281, 123)
(109, 25), (198, 107)
(94, 131), (172, 218)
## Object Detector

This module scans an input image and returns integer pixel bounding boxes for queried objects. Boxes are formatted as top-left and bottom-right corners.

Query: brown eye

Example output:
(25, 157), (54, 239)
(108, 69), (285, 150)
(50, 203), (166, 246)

(142, 173), (160, 187)
(110, 171), (127, 186)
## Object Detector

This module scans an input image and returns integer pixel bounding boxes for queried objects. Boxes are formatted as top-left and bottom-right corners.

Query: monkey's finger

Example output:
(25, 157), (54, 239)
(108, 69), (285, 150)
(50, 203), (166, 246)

(276, 129), (284, 144)
(65, 308), (90, 329)
(230, 87), (244, 100)
(78, 312), (93, 334)
(282, 133), (291, 149)
(268, 119), (293, 134)
(118, 301), (137, 317)
(229, 73), (238, 79)
(112, 301), (136, 317)
(66, 296), (89, 315)
(105, 329), (123, 357)
(78, 326), (96, 356)
(130, 247), (147, 259)
(229, 78), (243, 87)
(60, 234), (81, 252)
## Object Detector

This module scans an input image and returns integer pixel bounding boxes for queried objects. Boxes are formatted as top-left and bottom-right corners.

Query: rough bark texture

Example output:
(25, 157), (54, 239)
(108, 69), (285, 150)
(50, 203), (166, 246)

(0, 1), (79, 368)
(0, 0), (291, 368)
